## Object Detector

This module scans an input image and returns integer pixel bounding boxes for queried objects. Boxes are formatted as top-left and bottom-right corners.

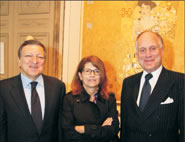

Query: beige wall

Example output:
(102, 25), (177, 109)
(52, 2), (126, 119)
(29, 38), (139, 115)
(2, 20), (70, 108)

(0, 1), (64, 80)
(62, 1), (82, 91)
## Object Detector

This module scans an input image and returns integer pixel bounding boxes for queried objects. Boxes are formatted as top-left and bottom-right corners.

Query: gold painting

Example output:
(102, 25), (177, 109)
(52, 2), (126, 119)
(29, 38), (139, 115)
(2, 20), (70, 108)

(81, 1), (184, 100)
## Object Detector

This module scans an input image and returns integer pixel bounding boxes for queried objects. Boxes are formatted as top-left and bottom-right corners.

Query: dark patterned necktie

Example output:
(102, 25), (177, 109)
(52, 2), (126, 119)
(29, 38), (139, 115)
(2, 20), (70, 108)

(31, 81), (42, 133)
(139, 73), (153, 111)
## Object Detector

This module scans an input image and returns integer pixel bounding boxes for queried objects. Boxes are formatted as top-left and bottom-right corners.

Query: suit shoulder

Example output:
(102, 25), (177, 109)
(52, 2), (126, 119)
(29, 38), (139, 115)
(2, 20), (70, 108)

(0, 75), (19, 86)
(169, 70), (184, 76)
(108, 92), (116, 98)
(107, 92), (117, 102)
(66, 91), (80, 99)
(123, 72), (142, 83)
(64, 91), (73, 99)
(64, 91), (80, 104)
(63, 92), (74, 110)
(66, 91), (72, 95)
(166, 69), (184, 80)
(43, 75), (65, 85)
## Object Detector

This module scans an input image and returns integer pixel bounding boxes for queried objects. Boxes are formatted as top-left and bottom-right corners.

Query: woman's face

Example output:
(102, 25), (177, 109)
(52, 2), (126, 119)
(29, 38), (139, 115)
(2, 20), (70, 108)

(78, 62), (101, 91)
(141, 4), (151, 16)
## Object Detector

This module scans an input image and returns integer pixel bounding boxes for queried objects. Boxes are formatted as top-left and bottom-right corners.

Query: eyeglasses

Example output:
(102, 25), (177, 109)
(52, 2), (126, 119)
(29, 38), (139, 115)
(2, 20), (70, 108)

(83, 68), (100, 76)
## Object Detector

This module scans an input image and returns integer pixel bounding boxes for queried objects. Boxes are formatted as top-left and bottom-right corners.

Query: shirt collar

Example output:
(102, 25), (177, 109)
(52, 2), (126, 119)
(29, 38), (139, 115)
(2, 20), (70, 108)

(20, 73), (44, 88)
(80, 88), (105, 103)
(142, 65), (163, 81)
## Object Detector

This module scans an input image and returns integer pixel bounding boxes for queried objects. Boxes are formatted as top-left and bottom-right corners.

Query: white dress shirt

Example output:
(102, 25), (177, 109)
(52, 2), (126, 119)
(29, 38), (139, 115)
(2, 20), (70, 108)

(137, 65), (163, 106)
(21, 73), (45, 119)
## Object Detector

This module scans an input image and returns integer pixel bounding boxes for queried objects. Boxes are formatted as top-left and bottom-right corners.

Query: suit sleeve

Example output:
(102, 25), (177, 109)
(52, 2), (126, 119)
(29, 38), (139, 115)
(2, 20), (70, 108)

(178, 76), (184, 142)
(58, 82), (66, 142)
(120, 79), (127, 142)
(84, 94), (119, 141)
(61, 94), (82, 141)
(0, 82), (7, 142)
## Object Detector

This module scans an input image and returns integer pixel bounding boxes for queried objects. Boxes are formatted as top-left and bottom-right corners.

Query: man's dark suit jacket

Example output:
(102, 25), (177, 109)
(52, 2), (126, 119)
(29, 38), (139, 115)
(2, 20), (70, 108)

(120, 67), (184, 142)
(0, 74), (66, 142)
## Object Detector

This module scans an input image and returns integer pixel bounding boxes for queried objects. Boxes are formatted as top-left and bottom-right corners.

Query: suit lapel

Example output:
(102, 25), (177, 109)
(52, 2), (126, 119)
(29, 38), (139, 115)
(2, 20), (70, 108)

(141, 68), (174, 119)
(128, 73), (143, 117)
(42, 76), (53, 125)
(10, 75), (32, 119)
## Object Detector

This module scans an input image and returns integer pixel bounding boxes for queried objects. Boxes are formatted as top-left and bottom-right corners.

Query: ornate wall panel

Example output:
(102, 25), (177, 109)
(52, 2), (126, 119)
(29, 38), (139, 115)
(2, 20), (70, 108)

(0, 1), (64, 79)
(18, 19), (49, 31)
(0, 20), (9, 33)
(0, 34), (9, 80)
(18, 1), (50, 14)
(18, 33), (49, 47)
(0, 1), (9, 16)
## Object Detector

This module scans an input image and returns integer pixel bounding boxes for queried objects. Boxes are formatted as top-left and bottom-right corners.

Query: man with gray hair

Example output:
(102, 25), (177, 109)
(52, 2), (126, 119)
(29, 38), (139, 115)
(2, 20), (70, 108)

(120, 31), (184, 142)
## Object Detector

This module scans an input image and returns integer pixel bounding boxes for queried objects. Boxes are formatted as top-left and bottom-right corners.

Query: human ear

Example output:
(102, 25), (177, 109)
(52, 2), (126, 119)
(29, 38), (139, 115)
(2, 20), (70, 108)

(78, 72), (82, 81)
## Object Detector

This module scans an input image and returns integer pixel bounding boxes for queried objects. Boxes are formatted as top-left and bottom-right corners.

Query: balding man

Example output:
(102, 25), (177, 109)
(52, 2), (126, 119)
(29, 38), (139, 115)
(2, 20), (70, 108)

(120, 31), (184, 142)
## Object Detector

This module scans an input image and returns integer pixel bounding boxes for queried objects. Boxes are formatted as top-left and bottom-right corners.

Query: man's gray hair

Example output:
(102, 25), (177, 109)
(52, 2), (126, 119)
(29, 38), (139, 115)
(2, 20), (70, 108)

(136, 31), (164, 52)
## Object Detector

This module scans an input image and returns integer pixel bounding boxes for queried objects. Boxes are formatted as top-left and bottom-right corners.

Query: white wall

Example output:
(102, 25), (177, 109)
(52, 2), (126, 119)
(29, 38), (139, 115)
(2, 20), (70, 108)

(61, 1), (84, 91)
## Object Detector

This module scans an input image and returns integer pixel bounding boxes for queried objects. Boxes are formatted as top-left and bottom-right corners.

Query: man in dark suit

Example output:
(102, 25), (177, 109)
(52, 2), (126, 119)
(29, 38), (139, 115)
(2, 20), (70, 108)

(0, 39), (66, 142)
(120, 31), (184, 142)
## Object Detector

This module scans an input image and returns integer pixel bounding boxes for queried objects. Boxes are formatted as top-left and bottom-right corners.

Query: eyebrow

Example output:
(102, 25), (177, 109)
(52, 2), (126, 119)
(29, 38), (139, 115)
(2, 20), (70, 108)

(84, 68), (99, 70)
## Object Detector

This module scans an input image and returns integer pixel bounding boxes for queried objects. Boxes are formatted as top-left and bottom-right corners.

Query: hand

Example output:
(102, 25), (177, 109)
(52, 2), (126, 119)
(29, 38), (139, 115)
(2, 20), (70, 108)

(74, 125), (85, 134)
(102, 117), (113, 127)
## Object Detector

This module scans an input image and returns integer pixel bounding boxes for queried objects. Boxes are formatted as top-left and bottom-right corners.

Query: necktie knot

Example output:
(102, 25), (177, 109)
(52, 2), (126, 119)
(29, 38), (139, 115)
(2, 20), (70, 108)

(145, 73), (153, 81)
(31, 81), (38, 89)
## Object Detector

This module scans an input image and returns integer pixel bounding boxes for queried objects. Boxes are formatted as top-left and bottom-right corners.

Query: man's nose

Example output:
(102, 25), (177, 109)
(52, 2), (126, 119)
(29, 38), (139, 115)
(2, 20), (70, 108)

(32, 56), (38, 63)
(146, 49), (152, 56)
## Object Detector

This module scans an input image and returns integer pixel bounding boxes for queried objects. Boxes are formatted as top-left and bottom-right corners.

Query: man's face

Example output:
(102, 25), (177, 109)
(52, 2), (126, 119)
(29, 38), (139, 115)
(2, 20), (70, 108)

(136, 32), (164, 73)
(18, 44), (45, 80)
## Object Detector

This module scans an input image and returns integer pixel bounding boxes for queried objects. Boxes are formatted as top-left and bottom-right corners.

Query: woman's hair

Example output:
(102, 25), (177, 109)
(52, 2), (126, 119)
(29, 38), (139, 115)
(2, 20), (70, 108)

(71, 55), (109, 99)
(138, 1), (156, 9)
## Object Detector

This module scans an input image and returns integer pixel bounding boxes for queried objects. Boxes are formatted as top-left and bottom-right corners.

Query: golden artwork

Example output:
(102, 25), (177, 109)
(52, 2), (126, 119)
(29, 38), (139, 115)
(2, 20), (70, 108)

(82, 1), (184, 100)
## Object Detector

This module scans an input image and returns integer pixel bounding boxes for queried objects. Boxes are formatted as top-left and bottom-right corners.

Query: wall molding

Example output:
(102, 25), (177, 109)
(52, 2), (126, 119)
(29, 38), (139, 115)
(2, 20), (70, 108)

(62, 1), (83, 91)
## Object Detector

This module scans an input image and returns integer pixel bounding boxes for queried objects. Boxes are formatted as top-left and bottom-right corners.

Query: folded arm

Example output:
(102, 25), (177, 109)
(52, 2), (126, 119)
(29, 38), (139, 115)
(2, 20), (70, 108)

(61, 94), (119, 141)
